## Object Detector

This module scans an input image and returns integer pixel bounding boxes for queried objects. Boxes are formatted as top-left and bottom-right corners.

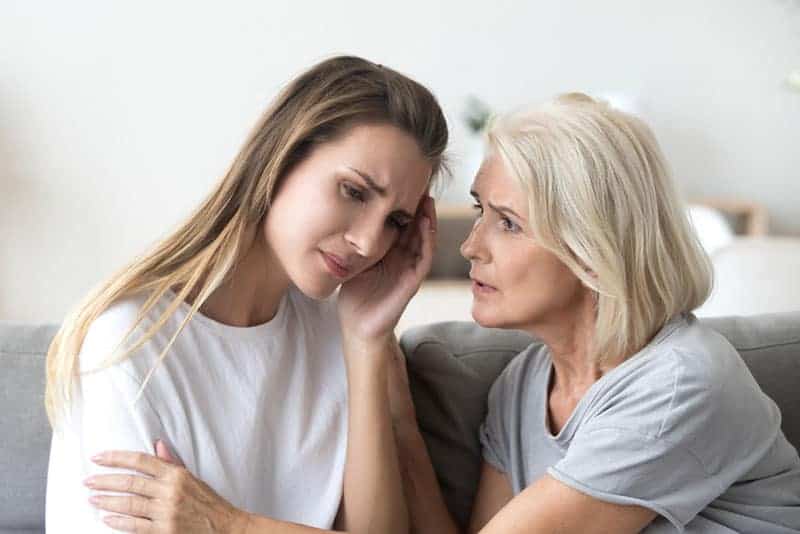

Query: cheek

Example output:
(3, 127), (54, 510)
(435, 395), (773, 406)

(267, 180), (344, 245)
(514, 260), (583, 313)
(496, 246), (579, 308)
(497, 242), (540, 288)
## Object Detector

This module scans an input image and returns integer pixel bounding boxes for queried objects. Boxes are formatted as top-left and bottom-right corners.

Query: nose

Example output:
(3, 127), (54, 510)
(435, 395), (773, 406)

(344, 214), (388, 260)
(460, 218), (487, 262)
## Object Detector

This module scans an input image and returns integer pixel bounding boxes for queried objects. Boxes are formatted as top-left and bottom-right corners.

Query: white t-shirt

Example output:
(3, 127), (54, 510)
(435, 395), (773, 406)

(46, 287), (348, 532)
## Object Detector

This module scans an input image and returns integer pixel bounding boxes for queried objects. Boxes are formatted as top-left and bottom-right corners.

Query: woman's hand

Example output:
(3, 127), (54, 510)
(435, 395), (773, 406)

(338, 196), (437, 344)
(84, 444), (250, 533)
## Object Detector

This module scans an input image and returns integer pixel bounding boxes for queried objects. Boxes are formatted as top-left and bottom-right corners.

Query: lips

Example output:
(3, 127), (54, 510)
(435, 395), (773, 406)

(470, 273), (498, 294)
(320, 251), (351, 279)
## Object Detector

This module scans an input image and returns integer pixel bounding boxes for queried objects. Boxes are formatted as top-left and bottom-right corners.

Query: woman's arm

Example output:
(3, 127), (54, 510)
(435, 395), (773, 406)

(393, 420), (463, 534)
(86, 449), (388, 534)
(387, 342), (655, 534)
(48, 320), (170, 533)
(385, 343), (508, 534)
(391, 451), (653, 534)
(87, 448), (656, 534)
(336, 336), (409, 534)
(334, 195), (439, 533)
(384, 340), (461, 534)
(85, 347), (408, 534)
(476, 475), (656, 534)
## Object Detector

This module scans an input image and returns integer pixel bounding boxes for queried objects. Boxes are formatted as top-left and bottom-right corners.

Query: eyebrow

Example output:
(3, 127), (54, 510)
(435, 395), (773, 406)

(348, 166), (414, 220)
(348, 167), (387, 196)
(470, 190), (523, 220)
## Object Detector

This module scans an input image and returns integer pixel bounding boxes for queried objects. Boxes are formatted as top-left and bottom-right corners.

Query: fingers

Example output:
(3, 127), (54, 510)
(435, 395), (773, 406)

(85, 473), (167, 498)
(101, 513), (153, 532)
(406, 196), (437, 258)
(92, 451), (171, 478)
(90, 493), (153, 520)
(421, 195), (438, 234)
(415, 215), (437, 277)
(395, 217), (416, 251)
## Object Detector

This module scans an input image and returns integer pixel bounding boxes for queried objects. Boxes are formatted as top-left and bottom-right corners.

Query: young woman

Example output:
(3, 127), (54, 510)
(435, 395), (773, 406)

(46, 55), (448, 533)
(385, 94), (800, 533)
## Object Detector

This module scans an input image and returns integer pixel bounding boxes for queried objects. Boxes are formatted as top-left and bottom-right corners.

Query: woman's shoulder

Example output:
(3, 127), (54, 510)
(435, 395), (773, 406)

(653, 313), (749, 386)
(611, 314), (740, 386)
(79, 292), (165, 372)
(600, 314), (779, 438)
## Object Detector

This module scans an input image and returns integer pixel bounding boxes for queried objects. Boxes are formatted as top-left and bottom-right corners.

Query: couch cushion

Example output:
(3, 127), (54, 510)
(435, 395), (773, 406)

(400, 312), (800, 528)
(0, 322), (58, 533)
(400, 322), (533, 527)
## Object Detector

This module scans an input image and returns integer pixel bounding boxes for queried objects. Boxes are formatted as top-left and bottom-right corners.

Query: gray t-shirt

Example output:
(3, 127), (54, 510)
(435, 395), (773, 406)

(480, 314), (800, 533)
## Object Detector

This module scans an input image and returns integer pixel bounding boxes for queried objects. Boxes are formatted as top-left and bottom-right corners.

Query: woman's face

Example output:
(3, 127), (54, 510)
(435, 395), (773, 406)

(264, 123), (432, 299)
(460, 155), (589, 331)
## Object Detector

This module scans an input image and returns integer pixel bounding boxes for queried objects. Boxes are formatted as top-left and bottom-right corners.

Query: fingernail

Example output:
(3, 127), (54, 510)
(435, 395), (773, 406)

(83, 477), (95, 488)
(88, 495), (101, 505)
(91, 453), (106, 463)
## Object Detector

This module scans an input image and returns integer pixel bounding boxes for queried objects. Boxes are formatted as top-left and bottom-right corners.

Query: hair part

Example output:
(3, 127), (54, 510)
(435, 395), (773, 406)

(486, 92), (712, 362)
(46, 56), (449, 426)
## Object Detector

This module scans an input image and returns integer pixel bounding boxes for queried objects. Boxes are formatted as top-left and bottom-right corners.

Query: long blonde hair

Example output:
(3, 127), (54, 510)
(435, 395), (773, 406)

(487, 93), (712, 362)
(46, 56), (449, 426)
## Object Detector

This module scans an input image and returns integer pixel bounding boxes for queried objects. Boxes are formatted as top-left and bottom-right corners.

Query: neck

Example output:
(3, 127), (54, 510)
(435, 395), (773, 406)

(197, 228), (290, 327)
(525, 292), (610, 396)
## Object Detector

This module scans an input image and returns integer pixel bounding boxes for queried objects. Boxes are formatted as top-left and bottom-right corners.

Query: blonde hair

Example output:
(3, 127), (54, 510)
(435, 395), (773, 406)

(46, 56), (449, 426)
(487, 93), (712, 362)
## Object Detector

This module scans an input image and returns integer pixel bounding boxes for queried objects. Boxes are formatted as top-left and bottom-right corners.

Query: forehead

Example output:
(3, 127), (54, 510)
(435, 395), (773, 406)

(473, 156), (528, 215)
(335, 123), (432, 204)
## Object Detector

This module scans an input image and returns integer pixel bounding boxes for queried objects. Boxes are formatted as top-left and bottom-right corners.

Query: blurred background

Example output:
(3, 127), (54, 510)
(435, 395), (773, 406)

(2, 0), (799, 329)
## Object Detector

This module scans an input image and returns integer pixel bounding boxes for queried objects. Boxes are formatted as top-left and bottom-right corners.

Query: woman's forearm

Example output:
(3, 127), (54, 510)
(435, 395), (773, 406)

(383, 338), (461, 534)
(340, 336), (409, 534)
(240, 514), (336, 533)
(394, 420), (461, 534)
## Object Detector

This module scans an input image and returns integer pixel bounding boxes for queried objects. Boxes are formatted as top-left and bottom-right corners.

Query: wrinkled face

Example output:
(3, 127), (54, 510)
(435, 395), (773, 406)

(460, 155), (589, 330)
(264, 123), (432, 299)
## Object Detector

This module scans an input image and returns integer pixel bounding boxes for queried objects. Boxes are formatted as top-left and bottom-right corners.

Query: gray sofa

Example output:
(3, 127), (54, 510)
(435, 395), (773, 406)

(2, 312), (799, 532)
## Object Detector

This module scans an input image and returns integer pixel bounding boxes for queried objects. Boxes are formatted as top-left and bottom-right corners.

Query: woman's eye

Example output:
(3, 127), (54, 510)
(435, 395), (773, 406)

(388, 217), (410, 230)
(501, 217), (520, 233)
(342, 183), (365, 202)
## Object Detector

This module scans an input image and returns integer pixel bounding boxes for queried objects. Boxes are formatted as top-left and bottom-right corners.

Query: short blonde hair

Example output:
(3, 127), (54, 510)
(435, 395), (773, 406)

(487, 93), (712, 362)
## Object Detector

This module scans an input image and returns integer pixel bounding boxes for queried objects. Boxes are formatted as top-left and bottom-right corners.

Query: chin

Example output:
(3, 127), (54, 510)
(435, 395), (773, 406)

(471, 304), (505, 329)
(290, 274), (339, 301)
(472, 300), (534, 331)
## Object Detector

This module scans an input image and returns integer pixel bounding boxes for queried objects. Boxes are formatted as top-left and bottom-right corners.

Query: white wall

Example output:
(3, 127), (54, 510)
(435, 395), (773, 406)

(2, 0), (799, 322)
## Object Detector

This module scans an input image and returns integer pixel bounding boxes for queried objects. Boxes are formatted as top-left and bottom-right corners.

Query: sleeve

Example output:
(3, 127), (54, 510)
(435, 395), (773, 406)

(479, 362), (515, 474)
(46, 320), (168, 533)
(546, 347), (781, 529)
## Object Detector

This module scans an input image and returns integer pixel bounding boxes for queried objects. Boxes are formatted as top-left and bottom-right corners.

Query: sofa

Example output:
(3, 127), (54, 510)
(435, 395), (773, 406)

(2, 312), (799, 532)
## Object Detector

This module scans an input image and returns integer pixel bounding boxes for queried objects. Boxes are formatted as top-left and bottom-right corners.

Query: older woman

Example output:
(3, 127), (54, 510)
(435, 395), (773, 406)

(390, 94), (800, 533)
